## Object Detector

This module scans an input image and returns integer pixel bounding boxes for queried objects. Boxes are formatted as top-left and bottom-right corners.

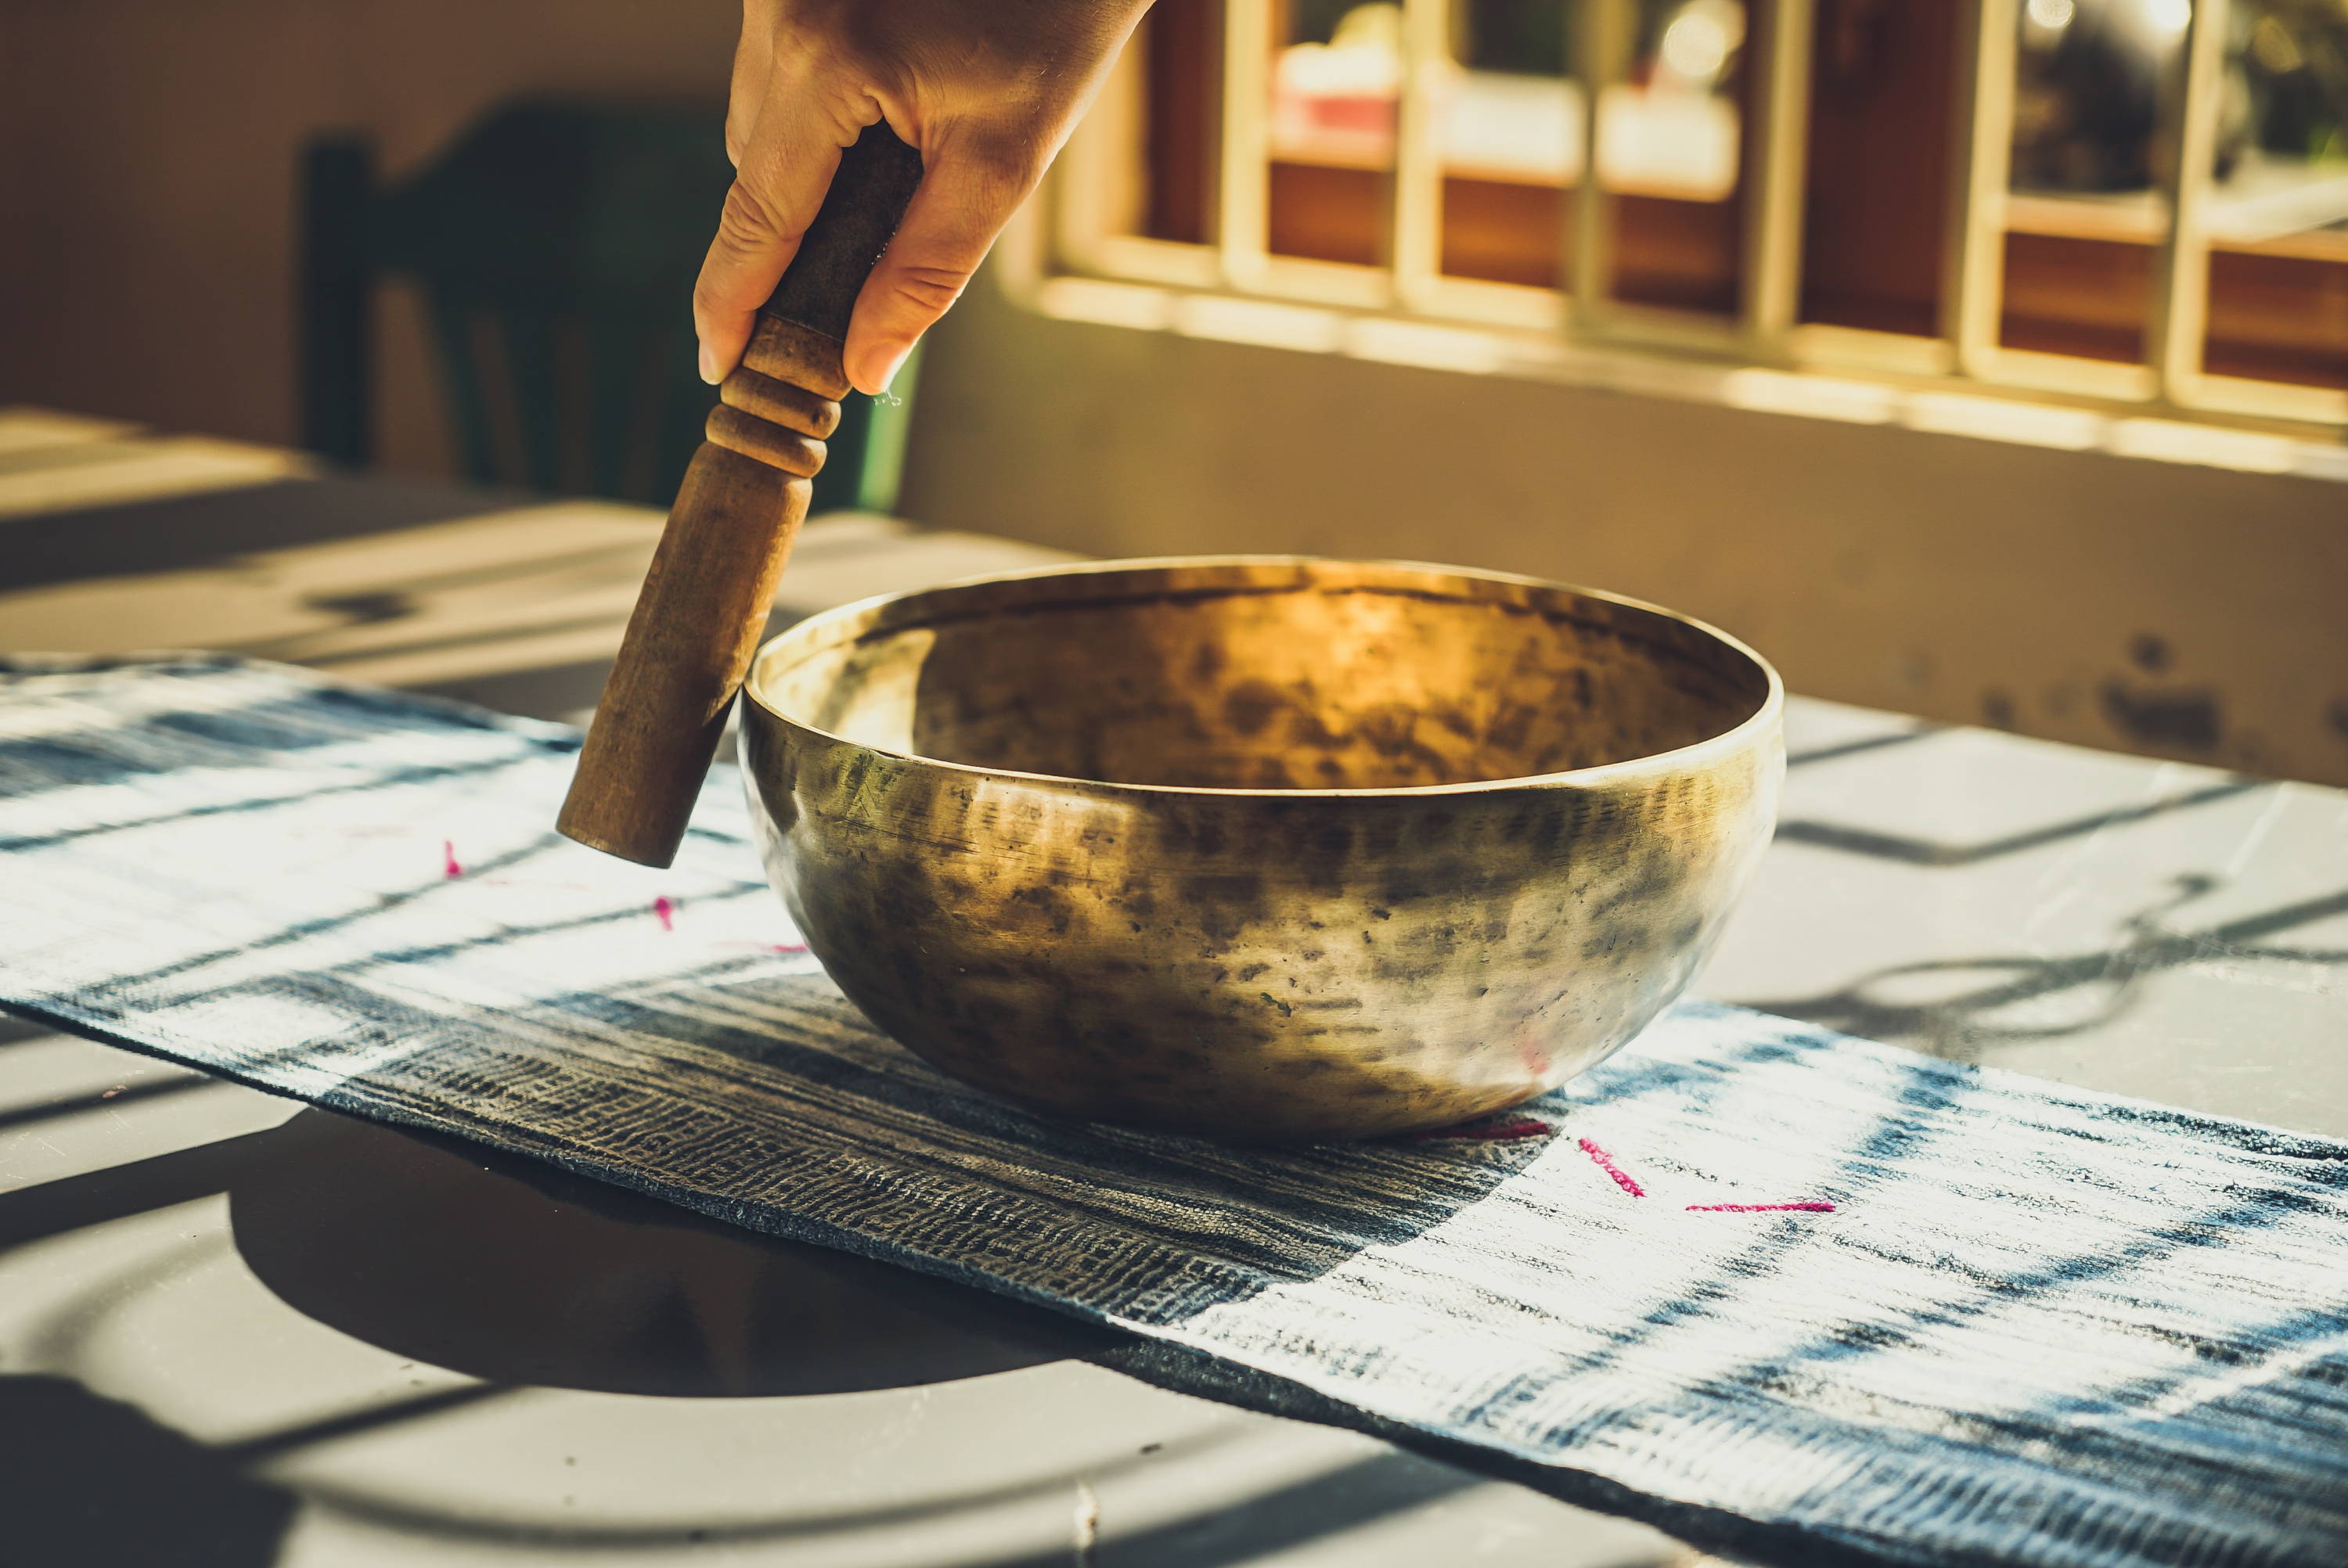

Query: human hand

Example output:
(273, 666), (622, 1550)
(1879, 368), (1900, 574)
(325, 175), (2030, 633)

(697, 0), (1151, 394)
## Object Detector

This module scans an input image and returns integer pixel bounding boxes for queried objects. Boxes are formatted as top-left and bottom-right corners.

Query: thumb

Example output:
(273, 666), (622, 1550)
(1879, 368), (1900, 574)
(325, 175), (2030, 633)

(842, 138), (1041, 394)
(693, 102), (853, 384)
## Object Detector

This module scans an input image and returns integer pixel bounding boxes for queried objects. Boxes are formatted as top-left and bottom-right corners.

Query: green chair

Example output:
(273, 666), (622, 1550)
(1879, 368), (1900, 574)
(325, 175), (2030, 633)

(299, 100), (915, 513)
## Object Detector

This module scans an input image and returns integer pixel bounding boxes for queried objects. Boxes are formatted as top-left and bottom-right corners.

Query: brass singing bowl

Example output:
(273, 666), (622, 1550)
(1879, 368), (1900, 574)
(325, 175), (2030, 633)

(740, 557), (1783, 1142)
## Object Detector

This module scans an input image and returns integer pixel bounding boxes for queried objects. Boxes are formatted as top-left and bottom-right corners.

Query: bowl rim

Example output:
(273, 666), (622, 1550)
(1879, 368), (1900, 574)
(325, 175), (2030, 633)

(742, 554), (1785, 799)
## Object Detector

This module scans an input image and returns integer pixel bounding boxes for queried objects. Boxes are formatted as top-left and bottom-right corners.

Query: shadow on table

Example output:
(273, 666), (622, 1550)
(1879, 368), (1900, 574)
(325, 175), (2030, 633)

(0, 1109), (1579, 1567)
(0, 1109), (1111, 1403)
(0, 1375), (297, 1568)
(229, 1109), (1118, 1398)
(0, 473), (533, 595)
(1740, 872), (2348, 1059)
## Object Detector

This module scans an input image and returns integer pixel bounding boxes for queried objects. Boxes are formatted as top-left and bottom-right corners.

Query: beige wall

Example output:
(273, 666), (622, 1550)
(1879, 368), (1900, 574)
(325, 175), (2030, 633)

(904, 275), (2348, 788)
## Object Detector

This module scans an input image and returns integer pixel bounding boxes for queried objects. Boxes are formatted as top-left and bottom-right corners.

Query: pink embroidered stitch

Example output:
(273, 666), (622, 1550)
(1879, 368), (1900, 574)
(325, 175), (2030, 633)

(1577, 1138), (1646, 1197)
(441, 841), (463, 879)
(653, 896), (675, 932)
(1409, 1116), (1554, 1142)
(1685, 1202), (1837, 1213)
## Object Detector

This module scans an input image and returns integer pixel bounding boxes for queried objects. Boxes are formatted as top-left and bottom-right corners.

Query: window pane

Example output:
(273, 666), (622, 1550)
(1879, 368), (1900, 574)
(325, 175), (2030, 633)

(1597, 0), (1751, 314)
(1439, 1), (1575, 287)
(1268, 0), (1400, 267)
(2204, 0), (2348, 389)
(1999, 0), (2195, 364)
(1142, 0), (1219, 245)
(1801, 0), (1962, 336)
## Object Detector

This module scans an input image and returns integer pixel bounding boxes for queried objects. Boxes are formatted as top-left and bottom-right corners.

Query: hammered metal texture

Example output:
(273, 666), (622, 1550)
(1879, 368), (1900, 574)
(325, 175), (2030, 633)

(740, 558), (1783, 1142)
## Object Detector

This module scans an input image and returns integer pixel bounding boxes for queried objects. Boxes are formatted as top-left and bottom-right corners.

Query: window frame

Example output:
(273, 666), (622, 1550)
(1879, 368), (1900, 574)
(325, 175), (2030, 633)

(1039, 0), (2348, 444)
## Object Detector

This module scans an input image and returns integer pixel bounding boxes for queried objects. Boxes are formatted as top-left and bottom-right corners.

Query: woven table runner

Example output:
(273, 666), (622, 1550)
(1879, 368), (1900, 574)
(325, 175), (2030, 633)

(3, 654), (2346, 1568)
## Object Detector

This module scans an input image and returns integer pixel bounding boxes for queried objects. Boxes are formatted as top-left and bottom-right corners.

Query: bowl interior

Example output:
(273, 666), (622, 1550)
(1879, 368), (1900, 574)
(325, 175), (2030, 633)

(752, 559), (1773, 791)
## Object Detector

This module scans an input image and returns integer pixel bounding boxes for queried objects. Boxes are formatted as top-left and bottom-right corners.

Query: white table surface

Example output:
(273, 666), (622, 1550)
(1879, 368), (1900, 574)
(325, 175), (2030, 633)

(2, 408), (2341, 1568)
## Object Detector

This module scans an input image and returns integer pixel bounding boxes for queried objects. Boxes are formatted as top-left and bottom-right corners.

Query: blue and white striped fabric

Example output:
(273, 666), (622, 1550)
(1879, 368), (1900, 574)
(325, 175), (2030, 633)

(5, 655), (2347, 1568)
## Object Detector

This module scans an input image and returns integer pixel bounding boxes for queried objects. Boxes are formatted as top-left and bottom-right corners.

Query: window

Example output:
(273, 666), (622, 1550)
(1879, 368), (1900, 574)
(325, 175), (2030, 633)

(1049, 0), (2348, 433)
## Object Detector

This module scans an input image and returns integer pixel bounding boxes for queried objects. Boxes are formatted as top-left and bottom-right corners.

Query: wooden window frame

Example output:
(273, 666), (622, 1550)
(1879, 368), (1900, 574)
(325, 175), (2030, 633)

(1043, 0), (2348, 437)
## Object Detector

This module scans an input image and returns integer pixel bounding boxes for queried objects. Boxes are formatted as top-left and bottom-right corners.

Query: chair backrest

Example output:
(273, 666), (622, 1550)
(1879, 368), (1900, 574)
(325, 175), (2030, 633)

(299, 101), (913, 512)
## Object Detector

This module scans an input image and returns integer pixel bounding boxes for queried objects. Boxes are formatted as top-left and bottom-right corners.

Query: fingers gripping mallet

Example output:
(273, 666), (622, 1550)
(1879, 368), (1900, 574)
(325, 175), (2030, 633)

(557, 124), (924, 867)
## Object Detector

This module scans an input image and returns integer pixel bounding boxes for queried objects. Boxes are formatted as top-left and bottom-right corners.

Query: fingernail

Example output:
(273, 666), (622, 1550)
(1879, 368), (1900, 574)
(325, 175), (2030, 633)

(697, 342), (721, 386)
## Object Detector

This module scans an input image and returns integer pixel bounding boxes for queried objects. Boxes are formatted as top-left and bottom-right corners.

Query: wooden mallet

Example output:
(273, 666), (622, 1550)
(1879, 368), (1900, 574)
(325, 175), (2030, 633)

(557, 123), (924, 868)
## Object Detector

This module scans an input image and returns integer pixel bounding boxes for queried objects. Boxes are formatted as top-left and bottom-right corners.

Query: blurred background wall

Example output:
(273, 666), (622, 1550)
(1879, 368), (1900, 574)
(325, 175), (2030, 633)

(3, 0), (2346, 786)
(0, 0), (737, 470)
